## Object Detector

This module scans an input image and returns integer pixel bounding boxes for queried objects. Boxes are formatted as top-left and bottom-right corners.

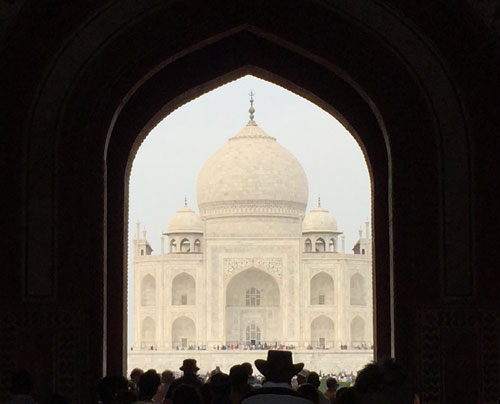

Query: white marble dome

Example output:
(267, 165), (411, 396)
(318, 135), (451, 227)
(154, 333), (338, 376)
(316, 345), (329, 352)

(166, 205), (203, 234)
(302, 205), (338, 233)
(196, 120), (308, 218)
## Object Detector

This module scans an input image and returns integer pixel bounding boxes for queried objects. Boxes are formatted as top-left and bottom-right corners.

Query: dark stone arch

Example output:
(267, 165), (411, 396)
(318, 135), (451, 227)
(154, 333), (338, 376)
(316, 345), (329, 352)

(18, 1), (474, 392)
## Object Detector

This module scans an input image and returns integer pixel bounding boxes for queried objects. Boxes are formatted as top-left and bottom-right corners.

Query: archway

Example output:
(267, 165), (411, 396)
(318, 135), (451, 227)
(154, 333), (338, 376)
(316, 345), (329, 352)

(310, 272), (334, 305)
(141, 317), (156, 348)
(351, 316), (365, 348)
(140, 274), (156, 306)
(172, 316), (196, 349)
(350, 273), (365, 306)
(311, 315), (334, 349)
(225, 268), (280, 345)
(20, 3), (477, 395)
(172, 273), (196, 305)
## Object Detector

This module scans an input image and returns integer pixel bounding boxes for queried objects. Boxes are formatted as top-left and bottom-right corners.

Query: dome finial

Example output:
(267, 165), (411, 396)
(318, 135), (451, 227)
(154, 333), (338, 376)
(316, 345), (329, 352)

(184, 195), (187, 207)
(318, 195), (321, 207)
(248, 90), (255, 122)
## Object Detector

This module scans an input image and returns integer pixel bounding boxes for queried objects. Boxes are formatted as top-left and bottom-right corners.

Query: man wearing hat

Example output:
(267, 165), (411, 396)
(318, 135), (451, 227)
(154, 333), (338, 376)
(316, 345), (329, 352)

(165, 358), (203, 399)
(242, 351), (313, 403)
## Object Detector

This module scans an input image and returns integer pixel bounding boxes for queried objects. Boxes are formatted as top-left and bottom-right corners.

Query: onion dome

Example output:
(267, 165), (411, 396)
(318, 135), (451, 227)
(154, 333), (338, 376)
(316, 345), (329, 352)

(165, 204), (203, 234)
(196, 96), (308, 219)
(303, 204), (338, 233)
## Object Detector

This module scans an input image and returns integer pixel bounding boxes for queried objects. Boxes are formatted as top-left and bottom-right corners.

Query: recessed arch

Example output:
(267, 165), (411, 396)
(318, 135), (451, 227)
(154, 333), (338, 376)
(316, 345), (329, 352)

(351, 316), (365, 347)
(22, 0), (475, 380)
(350, 273), (365, 306)
(311, 315), (334, 349)
(140, 274), (156, 306)
(310, 272), (334, 305)
(172, 316), (196, 349)
(142, 317), (155, 343)
(172, 272), (196, 305)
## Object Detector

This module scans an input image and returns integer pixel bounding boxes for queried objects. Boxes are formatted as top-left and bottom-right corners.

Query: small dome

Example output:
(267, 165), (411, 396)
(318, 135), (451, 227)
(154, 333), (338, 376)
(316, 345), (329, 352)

(166, 205), (203, 234)
(196, 121), (308, 218)
(303, 206), (338, 233)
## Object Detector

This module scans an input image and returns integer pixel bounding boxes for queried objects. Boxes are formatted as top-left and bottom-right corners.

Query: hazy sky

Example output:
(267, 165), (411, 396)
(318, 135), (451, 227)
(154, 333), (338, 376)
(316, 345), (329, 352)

(127, 75), (371, 344)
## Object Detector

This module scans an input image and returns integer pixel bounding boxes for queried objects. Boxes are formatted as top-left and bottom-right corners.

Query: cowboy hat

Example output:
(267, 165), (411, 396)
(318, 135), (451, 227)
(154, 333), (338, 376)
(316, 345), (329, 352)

(255, 350), (304, 382)
(180, 358), (199, 371)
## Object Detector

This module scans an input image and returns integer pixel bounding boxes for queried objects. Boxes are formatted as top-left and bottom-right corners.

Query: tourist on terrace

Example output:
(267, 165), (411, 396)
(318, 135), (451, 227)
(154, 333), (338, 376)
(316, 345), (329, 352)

(242, 350), (313, 403)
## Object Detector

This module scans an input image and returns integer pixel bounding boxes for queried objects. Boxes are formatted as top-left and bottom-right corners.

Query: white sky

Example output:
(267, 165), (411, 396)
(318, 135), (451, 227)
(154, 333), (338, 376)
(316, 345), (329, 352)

(127, 75), (371, 345)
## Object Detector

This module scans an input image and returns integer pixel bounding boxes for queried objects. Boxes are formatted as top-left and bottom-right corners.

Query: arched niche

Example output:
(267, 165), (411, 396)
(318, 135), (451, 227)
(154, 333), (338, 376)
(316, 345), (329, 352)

(329, 238), (335, 252)
(351, 316), (365, 347)
(172, 273), (196, 305)
(194, 239), (201, 252)
(172, 316), (196, 349)
(225, 268), (281, 344)
(141, 274), (156, 306)
(142, 317), (155, 342)
(311, 315), (334, 348)
(350, 273), (365, 305)
(180, 238), (190, 253)
(310, 272), (334, 305)
(305, 238), (312, 252)
(226, 268), (280, 307)
(315, 238), (326, 252)
(170, 239), (177, 253)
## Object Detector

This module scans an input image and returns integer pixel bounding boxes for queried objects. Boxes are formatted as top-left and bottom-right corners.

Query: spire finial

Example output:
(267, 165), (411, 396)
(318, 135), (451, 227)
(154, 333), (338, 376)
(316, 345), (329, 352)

(318, 195), (321, 207)
(184, 195), (187, 207)
(249, 90), (255, 122)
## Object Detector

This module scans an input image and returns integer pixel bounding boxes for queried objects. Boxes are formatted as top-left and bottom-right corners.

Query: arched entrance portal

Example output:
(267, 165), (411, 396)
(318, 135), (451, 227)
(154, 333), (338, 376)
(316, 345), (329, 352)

(172, 316), (196, 349)
(225, 268), (281, 346)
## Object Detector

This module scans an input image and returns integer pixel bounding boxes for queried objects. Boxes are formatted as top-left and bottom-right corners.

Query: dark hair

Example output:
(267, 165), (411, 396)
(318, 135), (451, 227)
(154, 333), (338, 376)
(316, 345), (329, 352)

(97, 375), (129, 404)
(209, 372), (231, 396)
(229, 365), (248, 386)
(298, 383), (319, 404)
(10, 370), (33, 394)
(326, 377), (338, 389)
(241, 362), (253, 376)
(130, 368), (143, 380)
(354, 358), (414, 404)
(172, 384), (203, 404)
(138, 370), (161, 398)
(307, 371), (320, 389)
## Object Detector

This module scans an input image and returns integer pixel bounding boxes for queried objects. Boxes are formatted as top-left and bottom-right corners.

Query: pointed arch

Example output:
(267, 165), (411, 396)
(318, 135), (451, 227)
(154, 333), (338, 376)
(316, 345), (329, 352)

(350, 273), (365, 305)
(141, 274), (156, 306)
(172, 316), (196, 349)
(305, 238), (312, 252)
(351, 316), (365, 346)
(310, 272), (334, 305)
(172, 272), (196, 305)
(311, 315), (334, 348)
(315, 238), (326, 252)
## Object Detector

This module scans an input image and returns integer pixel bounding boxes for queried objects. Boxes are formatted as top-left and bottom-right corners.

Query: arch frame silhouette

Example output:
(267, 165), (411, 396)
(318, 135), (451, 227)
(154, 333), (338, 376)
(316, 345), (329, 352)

(20, 1), (472, 380)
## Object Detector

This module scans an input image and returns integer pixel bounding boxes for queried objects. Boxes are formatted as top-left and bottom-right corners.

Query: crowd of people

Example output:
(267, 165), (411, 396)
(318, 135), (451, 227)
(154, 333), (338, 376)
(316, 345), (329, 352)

(1, 352), (418, 404)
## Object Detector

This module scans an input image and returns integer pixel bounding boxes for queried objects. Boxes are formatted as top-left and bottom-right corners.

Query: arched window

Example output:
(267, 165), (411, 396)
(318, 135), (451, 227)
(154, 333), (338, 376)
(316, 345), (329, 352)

(311, 315), (334, 348)
(140, 249), (144, 256)
(141, 275), (156, 306)
(245, 323), (261, 345)
(350, 273), (365, 305)
(180, 238), (190, 252)
(305, 239), (312, 252)
(315, 238), (326, 252)
(172, 273), (196, 305)
(172, 316), (196, 349)
(351, 316), (365, 347)
(245, 287), (261, 306)
(310, 272), (334, 305)
(329, 238), (335, 252)
(194, 239), (201, 252)
(170, 239), (177, 253)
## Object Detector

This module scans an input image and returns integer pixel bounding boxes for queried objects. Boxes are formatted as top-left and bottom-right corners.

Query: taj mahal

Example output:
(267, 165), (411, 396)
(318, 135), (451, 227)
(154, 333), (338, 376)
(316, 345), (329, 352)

(128, 100), (373, 374)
